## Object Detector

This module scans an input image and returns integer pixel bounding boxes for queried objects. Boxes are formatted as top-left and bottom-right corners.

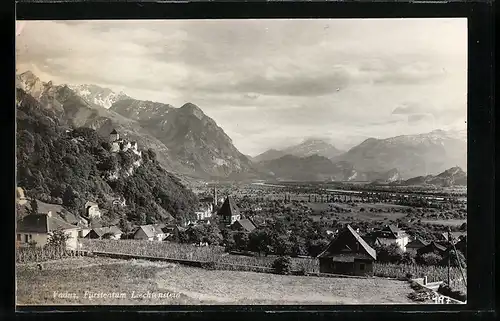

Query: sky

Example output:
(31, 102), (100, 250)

(16, 19), (467, 156)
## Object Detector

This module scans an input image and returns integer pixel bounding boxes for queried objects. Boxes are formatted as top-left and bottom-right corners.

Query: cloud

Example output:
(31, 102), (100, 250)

(16, 19), (467, 155)
(408, 113), (434, 124)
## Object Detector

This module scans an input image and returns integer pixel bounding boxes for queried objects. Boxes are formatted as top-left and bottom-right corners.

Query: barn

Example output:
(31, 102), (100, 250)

(317, 225), (377, 276)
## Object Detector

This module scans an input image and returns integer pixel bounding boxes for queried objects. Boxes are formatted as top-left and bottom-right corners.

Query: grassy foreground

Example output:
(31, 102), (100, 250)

(16, 257), (417, 305)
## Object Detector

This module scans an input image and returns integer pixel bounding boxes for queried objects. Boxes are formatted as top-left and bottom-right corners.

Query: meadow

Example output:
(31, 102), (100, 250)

(79, 239), (466, 289)
(16, 257), (417, 305)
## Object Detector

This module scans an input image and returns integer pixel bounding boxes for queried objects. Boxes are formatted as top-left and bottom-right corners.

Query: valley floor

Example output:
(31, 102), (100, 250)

(16, 257), (417, 305)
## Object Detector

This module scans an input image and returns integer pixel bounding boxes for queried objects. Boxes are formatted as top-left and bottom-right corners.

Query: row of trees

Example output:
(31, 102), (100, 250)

(375, 243), (466, 267)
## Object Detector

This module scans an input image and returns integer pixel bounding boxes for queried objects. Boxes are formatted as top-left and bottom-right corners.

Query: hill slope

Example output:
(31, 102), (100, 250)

(16, 88), (198, 225)
(399, 166), (467, 187)
(110, 100), (257, 179)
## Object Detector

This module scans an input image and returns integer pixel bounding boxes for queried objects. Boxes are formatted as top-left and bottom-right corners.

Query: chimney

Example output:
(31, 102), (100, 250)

(47, 211), (52, 218)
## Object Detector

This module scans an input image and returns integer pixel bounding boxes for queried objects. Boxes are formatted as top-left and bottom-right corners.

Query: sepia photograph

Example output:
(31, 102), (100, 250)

(15, 18), (467, 306)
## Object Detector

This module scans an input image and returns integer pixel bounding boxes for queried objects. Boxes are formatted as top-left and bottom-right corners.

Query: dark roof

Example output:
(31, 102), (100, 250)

(17, 214), (80, 233)
(30, 200), (64, 215)
(27, 200), (86, 226)
(406, 239), (429, 248)
(217, 196), (240, 217)
(376, 224), (405, 239)
(91, 226), (122, 237)
(110, 129), (118, 134)
(232, 218), (256, 233)
(317, 225), (377, 260)
(418, 241), (448, 254)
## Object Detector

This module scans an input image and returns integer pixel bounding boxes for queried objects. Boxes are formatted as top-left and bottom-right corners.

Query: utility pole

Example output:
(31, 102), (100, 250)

(448, 227), (467, 289)
(447, 229), (451, 286)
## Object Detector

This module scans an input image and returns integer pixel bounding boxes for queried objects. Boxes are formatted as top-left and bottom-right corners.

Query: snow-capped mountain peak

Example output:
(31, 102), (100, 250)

(68, 84), (130, 109)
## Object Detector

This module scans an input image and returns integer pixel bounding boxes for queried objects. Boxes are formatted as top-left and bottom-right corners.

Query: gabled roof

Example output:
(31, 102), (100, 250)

(110, 129), (118, 134)
(91, 226), (122, 237)
(17, 214), (80, 233)
(135, 224), (164, 238)
(317, 225), (376, 260)
(406, 239), (429, 248)
(217, 196), (240, 217)
(232, 218), (256, 233)
(418, 241), (448, 253)
(85, 201), (98, 209)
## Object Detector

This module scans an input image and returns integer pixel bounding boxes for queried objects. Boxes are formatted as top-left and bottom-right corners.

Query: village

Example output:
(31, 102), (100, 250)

(15, 170), (468, 304)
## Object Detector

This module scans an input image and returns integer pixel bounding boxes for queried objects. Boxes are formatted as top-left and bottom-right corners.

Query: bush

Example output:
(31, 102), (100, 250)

(417, 253), (443, 266)
(440, 250), (466, 268)
(375, 243), (404, 263)
(272, 256), (292, 275)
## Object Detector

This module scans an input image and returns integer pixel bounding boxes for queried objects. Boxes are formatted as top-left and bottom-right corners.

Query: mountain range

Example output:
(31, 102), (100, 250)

(16, 71), (467, 183)
(397, 166), (467, 187)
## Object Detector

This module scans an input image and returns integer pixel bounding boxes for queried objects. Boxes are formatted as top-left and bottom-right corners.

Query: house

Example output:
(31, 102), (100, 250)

(440, 231), (467, 244)
(133, 224), (165, 241)
(86, 226), (122, 240)
(16, 187), (28, 205)
(217, 196), (241, 225)
(195, 201), (213, 220)
(405, 239), (429, 254)
(417, 241), (448, 257)
(84, 201), (101, 220)
(317, 225), (377, 276)
(110, 129), (120, 142)
(162, 224), (182, 240)
(231, 218), (257, 233)
(16, 211), (81, 250)
(371, 224), (410, 252)
(27, 199), (89, 233)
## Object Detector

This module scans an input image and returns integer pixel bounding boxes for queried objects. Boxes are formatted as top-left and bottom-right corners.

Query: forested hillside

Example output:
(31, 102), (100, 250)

(16, 88), (198, 226)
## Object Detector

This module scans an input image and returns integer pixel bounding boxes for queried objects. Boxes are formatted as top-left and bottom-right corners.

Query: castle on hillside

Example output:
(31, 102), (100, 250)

(109, 129), (141, 156)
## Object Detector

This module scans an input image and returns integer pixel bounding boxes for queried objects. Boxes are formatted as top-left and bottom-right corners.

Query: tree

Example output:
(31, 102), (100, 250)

(417, 252), (442, 266)
(441, 249), (466, 268)
(272, 256), (292, 275)
(46, 229), (70, 249)
(28, 199), (38, 216)
(274, 235), (292, 255)
(233, 231), (249, 251)
(400, 251), (416, 265)
(248, 229), (273, 256)
(375, 243), (404, 263)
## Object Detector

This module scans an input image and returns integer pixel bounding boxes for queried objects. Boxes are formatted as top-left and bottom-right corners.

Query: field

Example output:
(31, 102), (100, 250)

(420, 219), (467, 227)
(307, 202), (409, 222)
(16, 257), (417, 305)
(79, 239), (466, 289)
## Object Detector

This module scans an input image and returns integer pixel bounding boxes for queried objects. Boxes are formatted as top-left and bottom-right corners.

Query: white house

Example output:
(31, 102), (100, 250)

(84, 201), (101, 220)
(16, 211), (81, 250)
(16, 187), (28, 205)
(195, 202), (213, 221)
(133, 224), (165, 241)
(373, 225), (410, 252)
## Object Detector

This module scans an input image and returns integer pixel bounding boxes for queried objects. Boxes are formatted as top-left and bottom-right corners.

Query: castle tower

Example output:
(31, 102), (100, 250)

(110, 129), (119, 142)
